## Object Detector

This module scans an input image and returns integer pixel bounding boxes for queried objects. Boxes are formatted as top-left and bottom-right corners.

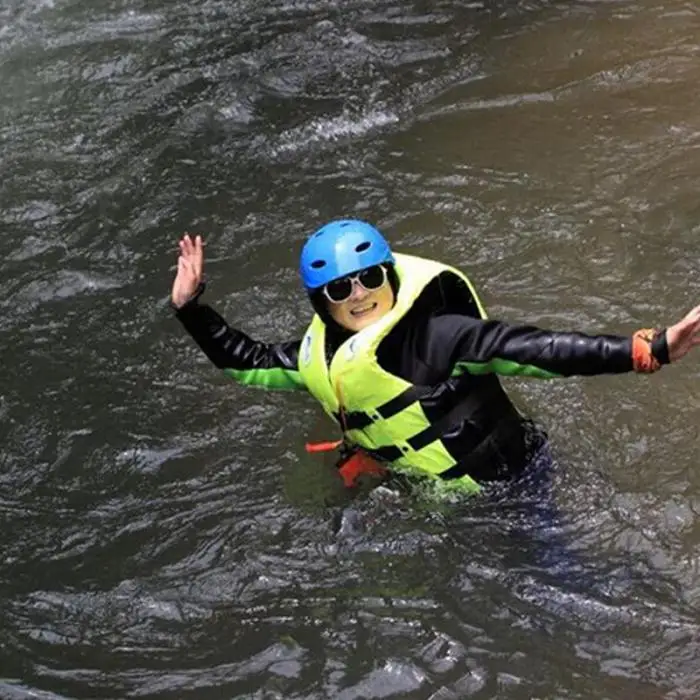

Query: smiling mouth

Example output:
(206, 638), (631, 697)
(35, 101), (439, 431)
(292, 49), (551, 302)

(350, 303), (378, 317)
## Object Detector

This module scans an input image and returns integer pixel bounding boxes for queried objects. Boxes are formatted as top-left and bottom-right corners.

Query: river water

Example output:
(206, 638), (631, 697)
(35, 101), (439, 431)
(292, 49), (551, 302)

(2, 0), (700, 697)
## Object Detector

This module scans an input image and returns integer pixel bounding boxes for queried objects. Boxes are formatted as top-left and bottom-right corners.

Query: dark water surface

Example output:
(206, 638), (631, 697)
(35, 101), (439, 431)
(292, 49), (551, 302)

(2, 0), (700, 697)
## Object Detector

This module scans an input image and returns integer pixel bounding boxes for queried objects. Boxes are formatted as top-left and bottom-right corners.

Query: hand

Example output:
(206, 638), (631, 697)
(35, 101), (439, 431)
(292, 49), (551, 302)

(171, 234), (204, 308)
(666, 304), (700, 362)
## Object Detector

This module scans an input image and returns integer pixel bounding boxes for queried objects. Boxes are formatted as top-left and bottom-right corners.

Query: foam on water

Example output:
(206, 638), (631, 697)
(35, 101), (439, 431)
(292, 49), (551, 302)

(271, 108), (400, 156)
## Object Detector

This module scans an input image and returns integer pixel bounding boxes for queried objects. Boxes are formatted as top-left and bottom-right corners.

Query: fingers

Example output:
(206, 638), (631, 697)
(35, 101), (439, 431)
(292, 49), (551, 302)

(178, 233), (204, 247)
(179, 234), (196, 256)
(672, 304), (700, 338)
(684, 304), (700, 326)
(177, 255), (192, 273)
(193, 235), (203, 277)
(178, 234), (205, 264)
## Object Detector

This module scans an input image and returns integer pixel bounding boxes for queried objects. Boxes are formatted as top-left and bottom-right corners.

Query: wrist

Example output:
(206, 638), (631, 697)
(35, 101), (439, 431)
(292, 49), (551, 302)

(631, 328), (668, 373)
(651, 328), (670, 364)
(171, 281), (206, 313)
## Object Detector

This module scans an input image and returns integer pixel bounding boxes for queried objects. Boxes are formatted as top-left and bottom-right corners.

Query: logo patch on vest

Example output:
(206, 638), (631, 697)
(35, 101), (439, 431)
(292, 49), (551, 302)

(301, 333), (313, 366)
(345, 336), (359, 361)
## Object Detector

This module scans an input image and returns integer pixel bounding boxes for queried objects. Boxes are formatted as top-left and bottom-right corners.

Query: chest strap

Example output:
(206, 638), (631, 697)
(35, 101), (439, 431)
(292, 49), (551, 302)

(333, 385), (430, 430)
(365, 384), (501, 476)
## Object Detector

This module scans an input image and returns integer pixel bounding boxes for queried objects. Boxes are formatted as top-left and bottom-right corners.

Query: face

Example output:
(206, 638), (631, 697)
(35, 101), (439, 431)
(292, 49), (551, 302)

(325, 265), (395, 332)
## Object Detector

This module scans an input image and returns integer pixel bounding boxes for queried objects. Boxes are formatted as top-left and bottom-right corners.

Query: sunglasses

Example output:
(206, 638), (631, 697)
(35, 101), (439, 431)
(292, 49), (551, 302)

(323, 265), (388, 304)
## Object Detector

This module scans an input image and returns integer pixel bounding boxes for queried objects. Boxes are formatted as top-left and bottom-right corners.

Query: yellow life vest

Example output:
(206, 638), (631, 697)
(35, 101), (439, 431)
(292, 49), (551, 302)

(298, 253), (488, 492)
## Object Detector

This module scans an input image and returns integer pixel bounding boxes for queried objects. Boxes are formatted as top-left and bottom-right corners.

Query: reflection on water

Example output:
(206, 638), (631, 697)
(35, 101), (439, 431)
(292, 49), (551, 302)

(1, 0), (700, 697)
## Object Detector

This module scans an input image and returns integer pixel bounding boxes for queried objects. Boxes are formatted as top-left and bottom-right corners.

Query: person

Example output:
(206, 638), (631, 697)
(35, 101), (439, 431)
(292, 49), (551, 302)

(171, 219), (700, 494)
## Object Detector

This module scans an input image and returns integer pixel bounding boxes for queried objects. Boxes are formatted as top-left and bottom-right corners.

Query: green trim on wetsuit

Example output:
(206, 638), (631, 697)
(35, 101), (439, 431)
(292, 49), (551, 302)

(453, 360), (562, 379)
(224, 367), (306, 390)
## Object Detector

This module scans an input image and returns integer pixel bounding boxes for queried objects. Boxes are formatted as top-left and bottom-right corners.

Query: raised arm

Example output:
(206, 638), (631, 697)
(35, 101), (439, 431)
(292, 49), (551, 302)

(171, 234), (306, 391)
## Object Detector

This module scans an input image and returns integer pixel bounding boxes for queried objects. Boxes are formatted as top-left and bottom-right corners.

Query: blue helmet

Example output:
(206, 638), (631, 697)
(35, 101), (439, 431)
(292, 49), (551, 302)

(299, 219), (395, 290)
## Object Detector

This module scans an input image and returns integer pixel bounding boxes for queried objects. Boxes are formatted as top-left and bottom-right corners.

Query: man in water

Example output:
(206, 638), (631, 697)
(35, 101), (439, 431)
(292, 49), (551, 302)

(172, 219), (700, 492)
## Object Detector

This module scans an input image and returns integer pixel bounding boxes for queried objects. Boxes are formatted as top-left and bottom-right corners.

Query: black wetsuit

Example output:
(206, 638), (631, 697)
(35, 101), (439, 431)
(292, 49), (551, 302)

(175, 281), (669, 483)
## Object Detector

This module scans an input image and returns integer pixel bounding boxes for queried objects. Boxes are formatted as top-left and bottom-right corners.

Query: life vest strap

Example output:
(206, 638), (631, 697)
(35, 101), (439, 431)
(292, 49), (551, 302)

(305, 440), (343, 453)
(361, 382), (503, 477)
(333, 385), (432, 431)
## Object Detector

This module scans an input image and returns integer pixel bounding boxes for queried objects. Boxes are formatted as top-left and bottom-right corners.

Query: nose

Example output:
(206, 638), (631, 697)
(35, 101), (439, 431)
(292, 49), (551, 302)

(348, 279), (369, 301)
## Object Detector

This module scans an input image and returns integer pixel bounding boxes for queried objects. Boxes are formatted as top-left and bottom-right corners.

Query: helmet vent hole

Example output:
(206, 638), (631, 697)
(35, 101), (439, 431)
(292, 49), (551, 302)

(311, 260), (326, 269)
(355, 241), (371, 253)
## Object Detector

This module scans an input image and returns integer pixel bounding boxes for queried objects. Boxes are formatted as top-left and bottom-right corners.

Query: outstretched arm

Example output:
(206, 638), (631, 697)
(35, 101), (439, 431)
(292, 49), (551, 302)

(447, 316), (643, 378)
(423, 314), (675, 379)
(444, 303), (700, 378)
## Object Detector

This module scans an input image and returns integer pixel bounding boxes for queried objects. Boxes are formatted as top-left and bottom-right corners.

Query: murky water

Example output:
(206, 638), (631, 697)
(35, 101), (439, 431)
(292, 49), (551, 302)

(2, 0), (700, 697)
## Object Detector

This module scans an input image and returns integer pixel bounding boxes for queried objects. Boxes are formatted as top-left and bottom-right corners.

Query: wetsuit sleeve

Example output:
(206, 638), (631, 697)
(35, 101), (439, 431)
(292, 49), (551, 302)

(431, 315), (669, 378)
(175, 299), (306, 391)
